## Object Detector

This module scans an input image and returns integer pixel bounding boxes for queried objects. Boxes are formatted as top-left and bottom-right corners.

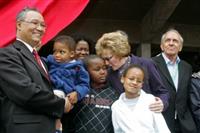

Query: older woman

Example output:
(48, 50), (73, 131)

(95, 31), (169, 112)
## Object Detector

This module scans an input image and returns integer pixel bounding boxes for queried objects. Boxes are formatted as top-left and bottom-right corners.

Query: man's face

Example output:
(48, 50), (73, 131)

(161, 31), (182, 57)
(17, 11), (46, 47)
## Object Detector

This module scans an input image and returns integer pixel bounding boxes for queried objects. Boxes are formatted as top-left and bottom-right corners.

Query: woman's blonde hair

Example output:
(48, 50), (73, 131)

(95, 31), (131, 57)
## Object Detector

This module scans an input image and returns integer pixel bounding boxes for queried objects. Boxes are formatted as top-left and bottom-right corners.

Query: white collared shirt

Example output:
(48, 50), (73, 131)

(17, 38), (47, 73)
(162, 53), (180, 90)
(17, 38), (33, 52)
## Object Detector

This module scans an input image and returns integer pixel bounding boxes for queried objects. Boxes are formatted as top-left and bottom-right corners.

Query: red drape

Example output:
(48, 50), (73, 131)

(0, 0), (89, 48)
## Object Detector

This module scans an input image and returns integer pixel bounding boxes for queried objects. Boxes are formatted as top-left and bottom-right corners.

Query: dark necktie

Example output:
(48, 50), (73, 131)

(32, 49), (49, 80)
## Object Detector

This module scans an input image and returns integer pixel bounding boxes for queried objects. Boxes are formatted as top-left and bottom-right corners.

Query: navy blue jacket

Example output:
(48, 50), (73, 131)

(44, 55), (90, 101)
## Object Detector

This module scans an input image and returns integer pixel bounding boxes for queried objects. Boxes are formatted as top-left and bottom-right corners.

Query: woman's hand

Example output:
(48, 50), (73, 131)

(149, 97), (164, 113)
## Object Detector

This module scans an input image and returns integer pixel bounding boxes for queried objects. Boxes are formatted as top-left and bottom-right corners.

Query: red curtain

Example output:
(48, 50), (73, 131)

(0, 0), (89, 48)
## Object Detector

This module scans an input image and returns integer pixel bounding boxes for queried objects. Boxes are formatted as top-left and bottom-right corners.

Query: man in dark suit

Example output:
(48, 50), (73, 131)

(153, 29), (197, 133)
(0, 7), (72, 133)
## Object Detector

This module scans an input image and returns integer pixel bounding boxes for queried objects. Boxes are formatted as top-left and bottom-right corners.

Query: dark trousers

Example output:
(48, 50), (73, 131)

(174, 118), (182, 133)
(61, 108), (76, 133)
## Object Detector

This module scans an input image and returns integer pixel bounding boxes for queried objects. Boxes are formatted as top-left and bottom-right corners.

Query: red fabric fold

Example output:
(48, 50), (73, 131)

(0, 0), (89, 47)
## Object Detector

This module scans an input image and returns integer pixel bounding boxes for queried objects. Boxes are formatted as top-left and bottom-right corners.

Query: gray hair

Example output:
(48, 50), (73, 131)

(161, 28), (184, 45)
(16, 7), (41, 21)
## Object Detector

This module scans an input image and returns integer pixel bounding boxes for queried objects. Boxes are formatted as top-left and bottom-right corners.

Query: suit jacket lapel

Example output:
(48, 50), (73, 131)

(13, 41), (49, 81)
(177, 61), (184, 90)
(156, 55), (176, 89)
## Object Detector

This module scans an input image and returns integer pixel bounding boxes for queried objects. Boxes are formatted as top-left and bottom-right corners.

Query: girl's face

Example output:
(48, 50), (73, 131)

(87, 58), (108, 85)
(53, 42), (74, 63)
(75, 40), (90, 59)
(101, 49), (124, 70)
(121, 67), (144, 98)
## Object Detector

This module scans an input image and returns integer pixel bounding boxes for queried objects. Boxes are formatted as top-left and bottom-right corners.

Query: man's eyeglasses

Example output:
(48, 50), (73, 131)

(21, 20), (46, 28)
(102, 55), (113, 61)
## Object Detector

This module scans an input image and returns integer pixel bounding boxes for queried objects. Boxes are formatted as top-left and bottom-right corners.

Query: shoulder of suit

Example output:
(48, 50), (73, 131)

(180, 60), (192, 68)
(0, 43), (17, 55)
(152, 54), (162, 62)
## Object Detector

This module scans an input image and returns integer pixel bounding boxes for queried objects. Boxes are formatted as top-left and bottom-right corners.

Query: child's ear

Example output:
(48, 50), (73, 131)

(121, 77), (124, 83)
(70, 51), (75, 58)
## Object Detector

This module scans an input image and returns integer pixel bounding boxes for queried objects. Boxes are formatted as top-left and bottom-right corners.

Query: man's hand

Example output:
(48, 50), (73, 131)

(149, 97), (164, 113)
(64, 97), (73, 113)
(67, 91), (78, 104)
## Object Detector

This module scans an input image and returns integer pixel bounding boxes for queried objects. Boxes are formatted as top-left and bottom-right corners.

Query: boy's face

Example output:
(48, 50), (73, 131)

(87, 58), (108, 85)
(53, 42), (74, 63)
(121, 67), (144, 98)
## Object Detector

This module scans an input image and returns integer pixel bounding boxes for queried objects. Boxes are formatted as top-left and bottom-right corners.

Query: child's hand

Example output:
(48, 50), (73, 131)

(67, 91), (78, 104)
